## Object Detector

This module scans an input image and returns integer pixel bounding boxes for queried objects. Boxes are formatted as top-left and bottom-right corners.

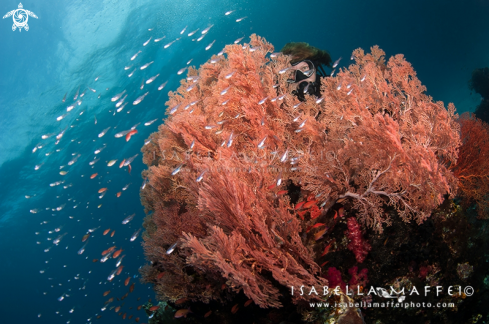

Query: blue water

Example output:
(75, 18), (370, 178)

(1, 0), (488, 323)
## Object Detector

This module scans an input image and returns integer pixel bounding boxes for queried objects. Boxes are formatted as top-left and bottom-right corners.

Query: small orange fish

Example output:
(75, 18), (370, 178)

(128, 163), (132, 175)
(98, 188), (107, 193)
(320, 261), (329, 267)
(126, 129), (138, 142)
(267, 183), (276, 190)
(102, 246), (116, 256)
(90, 173), (98, 179)
(122, 313), (127, 319)
(111, 230), (115, 237)
(116, 265), (124, 276)
(113, 248), (123, 258)
(149, 305), (159, 312)
(103, 228), (110, 235)
(135, 317), (140, 322)
(125, 277), (131, 286)
(105, 297), (114, 304)
(204, 310), (212, 318)
(244, 299), (253, 307)
(129, 282), (135, 293)
(306, 223), (326, 233)
(156, 272), (165, 280)
(174, 308), (191, 318)
(103, 290), (111, 296)
(295, 201), (305, 210)
(137, 305), (142, 311)
(116, 192), (121, 197)
(175, 297), (188, 305)
(119, 159), (126, 168)
(82, 233), (91, 242)
(276, 190), (287, 196)
(338, 207), (345, 217)
(314, 227), (328, 241)
(92, 259), (99, 262)
(231, 303), (239, 314)
(303, 200), (317, 209)
(321, 241), (334, 256)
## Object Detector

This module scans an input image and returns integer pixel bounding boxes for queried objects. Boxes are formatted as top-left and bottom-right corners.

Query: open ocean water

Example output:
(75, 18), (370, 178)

(1, 0), (489, 323)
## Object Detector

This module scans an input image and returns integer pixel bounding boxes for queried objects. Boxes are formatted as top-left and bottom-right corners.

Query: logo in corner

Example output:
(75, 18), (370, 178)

(3, 3), (37, 32)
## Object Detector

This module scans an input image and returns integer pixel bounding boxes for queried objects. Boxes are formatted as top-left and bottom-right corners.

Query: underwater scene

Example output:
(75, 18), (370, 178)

(2, 0), (489, 323)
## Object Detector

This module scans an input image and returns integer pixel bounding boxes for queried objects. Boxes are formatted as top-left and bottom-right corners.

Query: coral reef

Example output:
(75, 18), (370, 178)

(449, 112), (489, 219)
(138, 34), (489, 322)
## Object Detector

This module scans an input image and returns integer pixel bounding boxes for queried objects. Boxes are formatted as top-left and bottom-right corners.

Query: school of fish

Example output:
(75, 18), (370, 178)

(26, 6), (351, 322)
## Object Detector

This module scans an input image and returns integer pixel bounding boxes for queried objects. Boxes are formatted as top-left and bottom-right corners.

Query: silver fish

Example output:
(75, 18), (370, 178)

(166, 242), (178, 254)
(257, 135), (267, 148)
(227, 132), (234, 148)
(140, 61), (154, 70)
(68, 154), (81, 165)
(205, 40), (216, 50)
(130, 228), (142, 241)
(280, 149), (288, 162)
(130, 50), (142, 61)
(78, 242), (88, 255)
(154, 36), (166, 42)
(171, 164), (184, 175)
(187, 28), (199, 36)
(111, 90), (126, 102)
(332, 57), (342, 69)
(114, 130), (130, 138)
(73, 86), (80, 100)
(115, 255), (125, 267)
(144, 119), (158, 126)
(146, 74), (159, 84)
(201, 24), (214, 34)
(164, 38), (180, 49)
(122, 213), (135, 225)
(123, 154), (139, 166)
(169, 103), (181, 114)
(89, 158), (99, 166)
(196, 170), (206, 182)
(116, 94), (127, 108)
(177, 67), (187, 75)
(221, 86), (230, 95)
(276, 171), (283, 186)
(101, 250), (114, 263)
(158, 81), (168, 91)
(98, 127), (111, 138)
(143, 37), (152, 46)
(107, 269), (117, 281)
(133, 92), (149, 105)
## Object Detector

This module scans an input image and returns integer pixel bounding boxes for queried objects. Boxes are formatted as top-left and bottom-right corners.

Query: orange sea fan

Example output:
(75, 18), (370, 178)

(140, 34), (462, 308)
